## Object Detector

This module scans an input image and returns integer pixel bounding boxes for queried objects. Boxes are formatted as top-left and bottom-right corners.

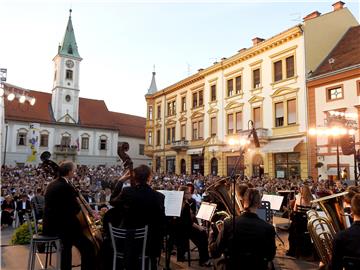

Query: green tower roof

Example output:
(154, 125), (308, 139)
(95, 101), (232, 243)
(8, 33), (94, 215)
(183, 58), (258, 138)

(59, 9), (81, 58)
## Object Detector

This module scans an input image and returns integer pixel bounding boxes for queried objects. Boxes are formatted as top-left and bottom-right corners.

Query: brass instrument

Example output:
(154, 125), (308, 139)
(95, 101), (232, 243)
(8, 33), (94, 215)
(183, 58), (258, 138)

(307, 191), (349, 266)
(205, 178), (243, 228)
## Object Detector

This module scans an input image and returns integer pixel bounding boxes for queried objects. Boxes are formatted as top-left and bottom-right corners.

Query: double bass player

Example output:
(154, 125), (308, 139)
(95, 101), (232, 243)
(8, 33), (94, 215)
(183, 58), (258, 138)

(43, 161), (97, 270)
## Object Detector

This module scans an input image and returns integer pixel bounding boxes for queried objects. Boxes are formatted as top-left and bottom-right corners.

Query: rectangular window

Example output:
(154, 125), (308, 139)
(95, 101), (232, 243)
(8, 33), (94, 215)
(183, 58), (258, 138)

(181, 97), (186, 112)
(227, 79), (233, 97)
(327, 86), (343, 101)
(139, 144), (144, 155)
(192, 92), (198, 108)
(253, 68), (260, 88)
(148, 106), (153, 120)
(274, 60), (282, 82)
(40, 134), (49, 147)
(171, 127), (175, 142)
(253, 107), (261, 129)
(100, 139), (107, 150)
(167, 128), (171, 144)
(181, 124), (186, 140)
(287, 99), (296, 125)
(172, 101), (176, 115)
(157, 105), (161, 119)
(227, 114), (234, 134)
(211, 85), (216, 101)
(81, 137), (89, 150)
(148, 131), (152, 145)
(192, 122), (198, 140)
(17, 133), (27, 146)
(235, 76), (242, 94)
(167, 102), (172, 116)
(286, 56), (295, 78)
(198, 121), (203, 139)
(156, 130), (160, 146)
(236, 112), (242, 132)
(275, 102), (284, 127)
(211, 117), (217, 136)
(65, 69), (73, 80)
(199, 90), (203, 106)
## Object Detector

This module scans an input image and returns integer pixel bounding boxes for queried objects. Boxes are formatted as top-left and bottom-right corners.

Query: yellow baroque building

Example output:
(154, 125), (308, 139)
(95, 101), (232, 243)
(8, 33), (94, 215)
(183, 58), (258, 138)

(144, 3), (358, 179)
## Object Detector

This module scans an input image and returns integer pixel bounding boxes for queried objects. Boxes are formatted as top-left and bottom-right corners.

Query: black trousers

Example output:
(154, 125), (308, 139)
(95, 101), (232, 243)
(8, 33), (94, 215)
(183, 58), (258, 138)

(61, 234), (96, 270)
(176, 227), (209, 263)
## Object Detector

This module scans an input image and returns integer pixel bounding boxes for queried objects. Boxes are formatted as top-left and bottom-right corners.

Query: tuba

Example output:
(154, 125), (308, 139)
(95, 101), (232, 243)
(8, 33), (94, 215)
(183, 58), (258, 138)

(205, 178), (243, 231)
(307, 191), (349, 266)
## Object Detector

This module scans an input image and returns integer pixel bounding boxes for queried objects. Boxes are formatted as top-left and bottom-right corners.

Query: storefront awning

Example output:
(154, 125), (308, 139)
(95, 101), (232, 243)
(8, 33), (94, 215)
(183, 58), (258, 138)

(187, 148), (203, 155)
(261, 138), (303, 153)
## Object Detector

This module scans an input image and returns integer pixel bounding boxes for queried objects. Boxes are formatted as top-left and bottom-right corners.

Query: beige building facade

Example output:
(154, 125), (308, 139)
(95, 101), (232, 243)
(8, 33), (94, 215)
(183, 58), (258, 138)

(145, 2), (358, 179)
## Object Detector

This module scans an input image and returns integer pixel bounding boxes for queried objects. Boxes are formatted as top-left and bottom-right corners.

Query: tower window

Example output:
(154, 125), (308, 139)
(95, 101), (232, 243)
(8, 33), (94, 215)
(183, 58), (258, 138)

(66, 69), (73, 80)
(65, 95), (71, 102)
(68, 45), (73, 54)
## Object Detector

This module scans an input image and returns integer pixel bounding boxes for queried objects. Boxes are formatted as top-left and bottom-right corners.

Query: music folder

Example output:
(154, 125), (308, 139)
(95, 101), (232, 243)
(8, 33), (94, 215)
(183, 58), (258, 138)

(196, 202), (217, 221)
(158, 190), (184, 217)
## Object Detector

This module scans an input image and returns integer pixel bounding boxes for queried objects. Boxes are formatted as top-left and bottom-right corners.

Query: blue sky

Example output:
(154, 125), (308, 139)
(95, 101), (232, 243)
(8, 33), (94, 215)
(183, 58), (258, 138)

(1, 0), (359, 117)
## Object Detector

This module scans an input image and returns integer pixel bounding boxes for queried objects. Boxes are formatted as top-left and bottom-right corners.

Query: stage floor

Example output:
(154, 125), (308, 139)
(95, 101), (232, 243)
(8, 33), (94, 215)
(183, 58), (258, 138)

(1, 224), (319, 270)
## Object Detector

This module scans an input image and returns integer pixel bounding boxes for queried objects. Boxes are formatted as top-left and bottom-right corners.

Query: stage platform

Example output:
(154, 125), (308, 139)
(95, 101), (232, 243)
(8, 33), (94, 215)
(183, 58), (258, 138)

(1, 225), (318, 270)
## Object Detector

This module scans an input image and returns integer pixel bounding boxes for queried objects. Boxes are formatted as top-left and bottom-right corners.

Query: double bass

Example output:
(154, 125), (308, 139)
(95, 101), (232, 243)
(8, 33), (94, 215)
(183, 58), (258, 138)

(40, 152), (103, 261)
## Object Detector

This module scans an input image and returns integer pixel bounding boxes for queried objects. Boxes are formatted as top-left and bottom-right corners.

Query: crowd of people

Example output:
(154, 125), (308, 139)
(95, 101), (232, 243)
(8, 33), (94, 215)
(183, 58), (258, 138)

(1, 163), (360, 269)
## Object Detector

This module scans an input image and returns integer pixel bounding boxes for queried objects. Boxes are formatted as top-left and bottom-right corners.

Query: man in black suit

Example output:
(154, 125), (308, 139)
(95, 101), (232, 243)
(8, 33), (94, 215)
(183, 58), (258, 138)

(42, 161), (96, 270)
(111, 165), (166, 269)
(331, 193), (360, 270)
(16, 194), (32, 225)
(209, 188), (276, 270)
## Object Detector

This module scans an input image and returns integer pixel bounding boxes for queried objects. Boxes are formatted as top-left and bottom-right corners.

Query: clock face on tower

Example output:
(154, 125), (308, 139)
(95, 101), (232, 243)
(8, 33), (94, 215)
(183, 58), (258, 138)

(65, 60), (74, 68)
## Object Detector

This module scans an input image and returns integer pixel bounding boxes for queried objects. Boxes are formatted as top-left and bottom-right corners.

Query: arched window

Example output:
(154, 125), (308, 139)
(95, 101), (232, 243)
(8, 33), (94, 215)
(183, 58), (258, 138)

(81, 133), (90, 150)
(211, 158), (218, 176)
(17, 128), (28, 146)
(61, 132), (71, 146)
(40, 130), (49, 147)
(180, 159), (186, 175)
(99, 135), (107, 150)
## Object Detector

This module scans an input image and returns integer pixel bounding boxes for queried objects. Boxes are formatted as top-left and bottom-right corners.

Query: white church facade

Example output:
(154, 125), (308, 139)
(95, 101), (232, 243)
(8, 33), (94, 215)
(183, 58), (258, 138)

(1, 11), (150, 167)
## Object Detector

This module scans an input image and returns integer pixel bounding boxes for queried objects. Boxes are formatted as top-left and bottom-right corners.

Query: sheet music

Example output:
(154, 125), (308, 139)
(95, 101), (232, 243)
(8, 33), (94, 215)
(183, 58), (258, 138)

(158, 190), (184, 217)
(262, 194), (284, 211)
(196, 202), (217, 221)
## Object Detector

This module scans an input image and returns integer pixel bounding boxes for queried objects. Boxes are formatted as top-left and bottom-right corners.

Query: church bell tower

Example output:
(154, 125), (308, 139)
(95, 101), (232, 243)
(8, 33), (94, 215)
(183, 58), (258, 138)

(51, 9), (82, 123)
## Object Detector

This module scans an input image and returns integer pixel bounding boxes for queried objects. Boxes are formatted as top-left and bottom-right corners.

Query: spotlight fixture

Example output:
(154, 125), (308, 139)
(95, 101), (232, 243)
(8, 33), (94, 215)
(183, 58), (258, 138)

(19, 95), (26, 103)
(7, 93), (15, 101)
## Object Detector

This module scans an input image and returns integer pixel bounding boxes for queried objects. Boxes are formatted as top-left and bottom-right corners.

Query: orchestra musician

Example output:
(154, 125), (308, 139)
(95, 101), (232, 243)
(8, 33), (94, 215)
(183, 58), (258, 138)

(331, 193), (360, 270)
(43, 161), (96, 270)
(169, 186), (212, 267)
(209, 188), (276, 270)
(110, 165), (166, 269)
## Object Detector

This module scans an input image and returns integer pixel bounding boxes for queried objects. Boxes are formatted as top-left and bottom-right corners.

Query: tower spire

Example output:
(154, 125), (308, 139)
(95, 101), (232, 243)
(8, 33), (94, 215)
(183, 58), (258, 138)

(147, 68), (158, 95)
(58, 9), (81, 58)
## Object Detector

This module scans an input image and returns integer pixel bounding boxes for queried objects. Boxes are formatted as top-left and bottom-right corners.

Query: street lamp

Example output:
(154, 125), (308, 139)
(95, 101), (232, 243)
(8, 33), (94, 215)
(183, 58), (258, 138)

(309, 127), (356, 181)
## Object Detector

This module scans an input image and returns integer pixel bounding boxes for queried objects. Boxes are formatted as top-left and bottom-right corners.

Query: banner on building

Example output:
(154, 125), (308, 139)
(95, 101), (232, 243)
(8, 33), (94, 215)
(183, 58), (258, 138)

(27, 123), (40, 163)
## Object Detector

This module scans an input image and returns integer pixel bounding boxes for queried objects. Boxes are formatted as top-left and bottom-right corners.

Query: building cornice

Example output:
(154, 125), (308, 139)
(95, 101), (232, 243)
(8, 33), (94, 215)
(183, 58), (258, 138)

(149, 25), (302, 99)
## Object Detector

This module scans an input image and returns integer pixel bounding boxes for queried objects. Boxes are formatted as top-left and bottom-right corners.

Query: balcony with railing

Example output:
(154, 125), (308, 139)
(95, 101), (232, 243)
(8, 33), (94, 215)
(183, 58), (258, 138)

(171, 140), (189, 151)
(53, 145), (78, 155)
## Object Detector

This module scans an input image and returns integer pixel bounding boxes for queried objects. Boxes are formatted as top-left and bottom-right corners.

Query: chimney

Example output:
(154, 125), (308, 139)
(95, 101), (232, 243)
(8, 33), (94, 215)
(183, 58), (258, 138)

(237, 48), (247, 53)
(332, 1), (345, 11)
(252, 37), (264, 46)
(303, 11), (321, 21)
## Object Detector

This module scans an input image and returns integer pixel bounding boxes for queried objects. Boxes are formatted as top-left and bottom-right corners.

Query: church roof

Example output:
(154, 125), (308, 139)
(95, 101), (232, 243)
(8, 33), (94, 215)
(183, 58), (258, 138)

(310, 25), (360, 78)
(147, 72), (158, 95)
(3, 83), (145, 138)
(59, 9), (81, 59)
